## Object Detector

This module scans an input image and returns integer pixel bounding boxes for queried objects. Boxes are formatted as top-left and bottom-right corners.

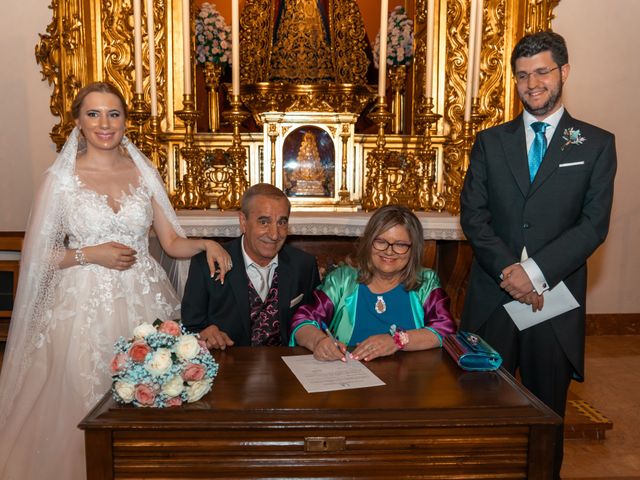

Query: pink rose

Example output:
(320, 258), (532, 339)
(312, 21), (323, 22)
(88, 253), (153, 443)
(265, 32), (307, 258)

(134, 384), (156, 406)
(129, 340), (152, 363)
(166, 396), (183, 407)
(110, 353), (128, 374)
(158, 320), (181, 336)
(182, 363), (206, 381)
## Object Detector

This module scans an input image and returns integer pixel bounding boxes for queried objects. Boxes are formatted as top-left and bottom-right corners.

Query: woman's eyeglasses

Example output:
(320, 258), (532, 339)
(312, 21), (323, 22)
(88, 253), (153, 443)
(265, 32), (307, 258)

(372, 238), (411, 255)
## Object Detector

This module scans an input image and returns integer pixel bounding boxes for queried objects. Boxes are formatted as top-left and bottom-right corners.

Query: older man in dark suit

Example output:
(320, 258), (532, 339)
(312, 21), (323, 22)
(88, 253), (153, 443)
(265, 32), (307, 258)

(460, 31), (616, 478)
(182, 183), (320, 349)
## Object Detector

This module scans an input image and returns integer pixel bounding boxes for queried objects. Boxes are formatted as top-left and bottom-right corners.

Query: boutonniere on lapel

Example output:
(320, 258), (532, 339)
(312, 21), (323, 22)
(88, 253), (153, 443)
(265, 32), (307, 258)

(561, 127), (586, 151)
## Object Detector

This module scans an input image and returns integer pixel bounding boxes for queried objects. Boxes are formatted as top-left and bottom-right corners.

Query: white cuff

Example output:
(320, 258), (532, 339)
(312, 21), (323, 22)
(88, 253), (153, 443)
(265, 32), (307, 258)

(520, 258), (549, 294)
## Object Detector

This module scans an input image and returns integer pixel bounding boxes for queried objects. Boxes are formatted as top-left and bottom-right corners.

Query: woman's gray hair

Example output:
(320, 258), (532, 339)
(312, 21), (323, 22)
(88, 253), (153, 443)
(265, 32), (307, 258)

(355, 205), (424, 290)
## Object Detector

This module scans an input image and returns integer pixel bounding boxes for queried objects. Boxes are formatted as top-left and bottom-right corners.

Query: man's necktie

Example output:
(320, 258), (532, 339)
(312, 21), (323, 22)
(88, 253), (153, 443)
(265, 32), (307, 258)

(528, 121), (549, 182)
(253, 264), (272, 301)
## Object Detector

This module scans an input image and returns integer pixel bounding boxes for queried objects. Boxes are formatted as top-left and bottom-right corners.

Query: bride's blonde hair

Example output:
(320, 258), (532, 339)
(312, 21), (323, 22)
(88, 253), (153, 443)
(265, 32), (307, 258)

(71, 81), (128, 119)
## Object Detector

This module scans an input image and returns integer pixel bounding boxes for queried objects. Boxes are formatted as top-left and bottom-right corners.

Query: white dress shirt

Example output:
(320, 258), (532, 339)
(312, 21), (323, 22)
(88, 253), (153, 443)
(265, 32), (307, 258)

(519, 107), (565, 294)
(241, 236), (278, 301)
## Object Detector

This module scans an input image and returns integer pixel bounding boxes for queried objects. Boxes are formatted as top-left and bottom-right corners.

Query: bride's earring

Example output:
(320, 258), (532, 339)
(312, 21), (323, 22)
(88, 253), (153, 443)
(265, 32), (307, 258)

(77, 129), (87, 152)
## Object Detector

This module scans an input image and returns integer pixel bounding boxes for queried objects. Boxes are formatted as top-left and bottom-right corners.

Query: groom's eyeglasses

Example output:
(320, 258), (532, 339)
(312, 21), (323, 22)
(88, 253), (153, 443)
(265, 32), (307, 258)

(514, 65), (562, 83)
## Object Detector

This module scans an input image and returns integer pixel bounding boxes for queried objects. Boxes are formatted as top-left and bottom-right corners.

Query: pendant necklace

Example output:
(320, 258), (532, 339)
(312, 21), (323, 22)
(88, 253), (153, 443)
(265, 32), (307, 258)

(375, 295), (387, 314)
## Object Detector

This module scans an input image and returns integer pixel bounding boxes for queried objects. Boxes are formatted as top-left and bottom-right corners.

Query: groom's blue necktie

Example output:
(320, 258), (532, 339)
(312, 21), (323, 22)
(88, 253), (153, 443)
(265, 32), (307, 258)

(528, 121), (549, 182)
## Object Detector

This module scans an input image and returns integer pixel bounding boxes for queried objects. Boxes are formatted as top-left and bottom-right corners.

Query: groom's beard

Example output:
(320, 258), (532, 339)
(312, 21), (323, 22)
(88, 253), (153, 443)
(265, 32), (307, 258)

(520, 81), (563, 117)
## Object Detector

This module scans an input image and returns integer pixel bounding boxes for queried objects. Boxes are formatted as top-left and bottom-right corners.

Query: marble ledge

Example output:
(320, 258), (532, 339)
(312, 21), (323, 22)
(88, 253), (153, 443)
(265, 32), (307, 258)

(176, 210), (465, 241)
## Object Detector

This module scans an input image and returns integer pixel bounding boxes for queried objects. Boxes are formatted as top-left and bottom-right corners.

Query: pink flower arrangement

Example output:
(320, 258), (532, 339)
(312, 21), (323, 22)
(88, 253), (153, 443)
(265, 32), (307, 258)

(195, 3), (232, 65)
(111, 319), (219, 408)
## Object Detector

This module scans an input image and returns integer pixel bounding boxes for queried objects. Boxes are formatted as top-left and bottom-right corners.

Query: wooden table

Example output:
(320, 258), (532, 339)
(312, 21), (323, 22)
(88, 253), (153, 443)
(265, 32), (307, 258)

(80, 347), (561, 479)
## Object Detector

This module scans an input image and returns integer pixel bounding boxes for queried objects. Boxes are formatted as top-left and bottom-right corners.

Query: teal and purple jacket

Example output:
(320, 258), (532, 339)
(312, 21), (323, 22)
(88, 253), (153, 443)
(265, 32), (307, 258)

(289, 265), (456, 347)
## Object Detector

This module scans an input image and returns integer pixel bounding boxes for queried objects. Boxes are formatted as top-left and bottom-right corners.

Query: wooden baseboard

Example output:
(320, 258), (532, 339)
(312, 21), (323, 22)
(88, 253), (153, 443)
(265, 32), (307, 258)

(586, 313), (640, 335)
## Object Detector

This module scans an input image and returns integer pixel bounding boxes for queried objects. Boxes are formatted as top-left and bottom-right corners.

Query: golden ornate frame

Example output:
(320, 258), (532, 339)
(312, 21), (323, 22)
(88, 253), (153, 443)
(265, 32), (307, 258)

(35, 0), (560, 213)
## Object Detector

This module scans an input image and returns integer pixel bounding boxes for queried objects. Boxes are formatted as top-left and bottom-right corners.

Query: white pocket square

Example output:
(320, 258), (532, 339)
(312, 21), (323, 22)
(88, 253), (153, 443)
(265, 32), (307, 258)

(290, 293), (304, 308)
(558, 161), (584, 167)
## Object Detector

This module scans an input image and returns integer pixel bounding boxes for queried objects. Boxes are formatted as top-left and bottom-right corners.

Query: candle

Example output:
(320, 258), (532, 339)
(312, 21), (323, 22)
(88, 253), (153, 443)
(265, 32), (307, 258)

(463, 0), (478, 121)
(145, 0), (158, 116)
(232, 0), (240, 96)
(471, 0), (484, 98)
(377, 0), (389, 98)
(425, 0), (436, 99)
(133, 0), (143, 94)
(182, 0), (192, 95)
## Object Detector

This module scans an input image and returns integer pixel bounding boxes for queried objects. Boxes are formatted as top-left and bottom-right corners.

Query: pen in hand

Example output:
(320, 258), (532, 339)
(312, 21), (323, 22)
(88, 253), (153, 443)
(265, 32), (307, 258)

(323, 326), (348, 362)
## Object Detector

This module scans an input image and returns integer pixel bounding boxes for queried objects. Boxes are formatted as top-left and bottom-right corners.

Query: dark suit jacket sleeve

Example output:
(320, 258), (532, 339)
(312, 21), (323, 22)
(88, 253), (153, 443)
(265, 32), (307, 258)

(460, 131), (521, 281)
(181, 251), (210, 333)
(532, 131), (617, 287)
(304, 256), (321, 305)
(282, 246), (321, 321)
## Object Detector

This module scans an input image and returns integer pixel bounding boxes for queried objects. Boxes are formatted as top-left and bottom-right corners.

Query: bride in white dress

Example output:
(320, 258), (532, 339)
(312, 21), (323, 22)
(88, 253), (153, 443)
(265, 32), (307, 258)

(0, 82), (232, 479)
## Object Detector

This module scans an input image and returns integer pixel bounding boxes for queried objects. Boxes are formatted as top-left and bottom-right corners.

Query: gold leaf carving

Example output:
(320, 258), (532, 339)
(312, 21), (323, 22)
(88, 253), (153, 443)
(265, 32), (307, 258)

(36, 0), (89, 149)
(240, 0), (272, 84)
(329, 0), (369, 84)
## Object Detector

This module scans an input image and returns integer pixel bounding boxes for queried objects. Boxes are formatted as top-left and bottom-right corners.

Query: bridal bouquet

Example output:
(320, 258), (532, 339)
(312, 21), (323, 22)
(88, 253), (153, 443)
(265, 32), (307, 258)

(111, 319), (219, 407)
(373, 6), (414, 68)
(195, 3), (232, 65)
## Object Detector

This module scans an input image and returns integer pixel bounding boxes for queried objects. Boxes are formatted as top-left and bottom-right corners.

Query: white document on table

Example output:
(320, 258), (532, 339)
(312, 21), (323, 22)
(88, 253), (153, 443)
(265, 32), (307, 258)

(282, 355), (385, 393)
(503, 281), (580, 331)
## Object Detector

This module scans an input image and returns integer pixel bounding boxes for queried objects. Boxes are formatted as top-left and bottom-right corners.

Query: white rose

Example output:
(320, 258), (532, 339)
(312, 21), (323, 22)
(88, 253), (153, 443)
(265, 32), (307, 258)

(145, 348), (173, 376)
(133, 322), (157, 339)
(162, 375), (185, 397)
(175, 335), (200, 361)
(114, 381), (136, 403)
(186, 379), (212, 403)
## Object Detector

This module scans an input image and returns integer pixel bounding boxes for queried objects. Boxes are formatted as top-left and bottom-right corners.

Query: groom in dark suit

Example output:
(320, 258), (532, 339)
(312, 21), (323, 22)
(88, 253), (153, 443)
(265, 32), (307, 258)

(460, 31), (616, 478)
(182, 183), (320, 349)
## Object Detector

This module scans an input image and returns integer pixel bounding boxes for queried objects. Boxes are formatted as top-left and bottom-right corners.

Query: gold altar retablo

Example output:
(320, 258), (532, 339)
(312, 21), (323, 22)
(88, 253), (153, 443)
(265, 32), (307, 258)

(35, 0), (561, 213)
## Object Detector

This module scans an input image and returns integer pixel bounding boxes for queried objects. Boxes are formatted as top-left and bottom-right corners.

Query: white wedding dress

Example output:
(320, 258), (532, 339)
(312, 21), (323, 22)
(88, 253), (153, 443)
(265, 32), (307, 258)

(0, 175), (180, 480)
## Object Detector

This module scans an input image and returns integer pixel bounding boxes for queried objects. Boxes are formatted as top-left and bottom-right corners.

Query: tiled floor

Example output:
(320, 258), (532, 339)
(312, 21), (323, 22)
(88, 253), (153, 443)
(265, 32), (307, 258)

(562, 335), (640, 479)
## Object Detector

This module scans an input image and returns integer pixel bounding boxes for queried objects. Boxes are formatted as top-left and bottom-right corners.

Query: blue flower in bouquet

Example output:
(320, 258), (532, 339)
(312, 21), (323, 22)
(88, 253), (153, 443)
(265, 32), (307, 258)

(195, 3), (232, 65)
(111, 319), (219, 407)
(373, 6), (414, 68)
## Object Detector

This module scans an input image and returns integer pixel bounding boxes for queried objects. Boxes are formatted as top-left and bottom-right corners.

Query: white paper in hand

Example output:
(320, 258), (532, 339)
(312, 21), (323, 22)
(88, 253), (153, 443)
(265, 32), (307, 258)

(503, 281), (580, 331)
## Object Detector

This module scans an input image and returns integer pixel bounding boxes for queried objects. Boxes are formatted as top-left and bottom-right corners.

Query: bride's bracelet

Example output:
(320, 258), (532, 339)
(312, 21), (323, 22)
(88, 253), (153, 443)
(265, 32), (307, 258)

(75, 248), (87, 266)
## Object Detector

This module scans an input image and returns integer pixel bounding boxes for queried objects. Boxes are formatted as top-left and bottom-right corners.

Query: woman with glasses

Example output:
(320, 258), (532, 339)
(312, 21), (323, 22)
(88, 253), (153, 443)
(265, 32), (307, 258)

(290, 205), (456, 361)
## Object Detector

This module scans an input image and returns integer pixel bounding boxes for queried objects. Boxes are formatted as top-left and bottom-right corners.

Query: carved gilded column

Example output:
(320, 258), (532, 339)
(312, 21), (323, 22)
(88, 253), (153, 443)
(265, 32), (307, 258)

(389, 65), (407, 135)
(35, 0), (92, 149)
(338, 124), (351, 204)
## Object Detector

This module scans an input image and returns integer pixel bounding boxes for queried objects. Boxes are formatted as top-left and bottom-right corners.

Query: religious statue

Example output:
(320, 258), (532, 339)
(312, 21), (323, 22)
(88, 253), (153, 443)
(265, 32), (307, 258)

(240, 0), (369, 86)
(284, 128), (334, 196)
(269, 0), (334, 83)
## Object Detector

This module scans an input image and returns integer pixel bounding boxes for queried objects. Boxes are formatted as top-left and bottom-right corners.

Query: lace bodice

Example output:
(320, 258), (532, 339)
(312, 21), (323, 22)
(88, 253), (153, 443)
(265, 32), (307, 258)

(63, 175), (153, 255)
(49, 174), (179, 407)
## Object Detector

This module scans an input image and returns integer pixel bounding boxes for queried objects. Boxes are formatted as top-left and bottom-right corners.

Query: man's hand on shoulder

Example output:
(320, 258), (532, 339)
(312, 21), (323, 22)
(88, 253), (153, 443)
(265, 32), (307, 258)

(200, 324), (234, 350)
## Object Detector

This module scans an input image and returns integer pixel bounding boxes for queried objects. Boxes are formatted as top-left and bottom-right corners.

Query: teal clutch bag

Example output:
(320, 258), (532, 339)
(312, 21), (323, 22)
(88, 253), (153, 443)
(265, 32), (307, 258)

(443, 331), (503, 372)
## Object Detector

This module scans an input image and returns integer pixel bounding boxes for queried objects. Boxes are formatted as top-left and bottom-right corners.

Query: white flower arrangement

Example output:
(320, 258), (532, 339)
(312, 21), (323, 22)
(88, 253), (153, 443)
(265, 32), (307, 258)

(111, 319), (219, 407)
(195, 3), (232, 65)
(373, 6), (414, 68)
